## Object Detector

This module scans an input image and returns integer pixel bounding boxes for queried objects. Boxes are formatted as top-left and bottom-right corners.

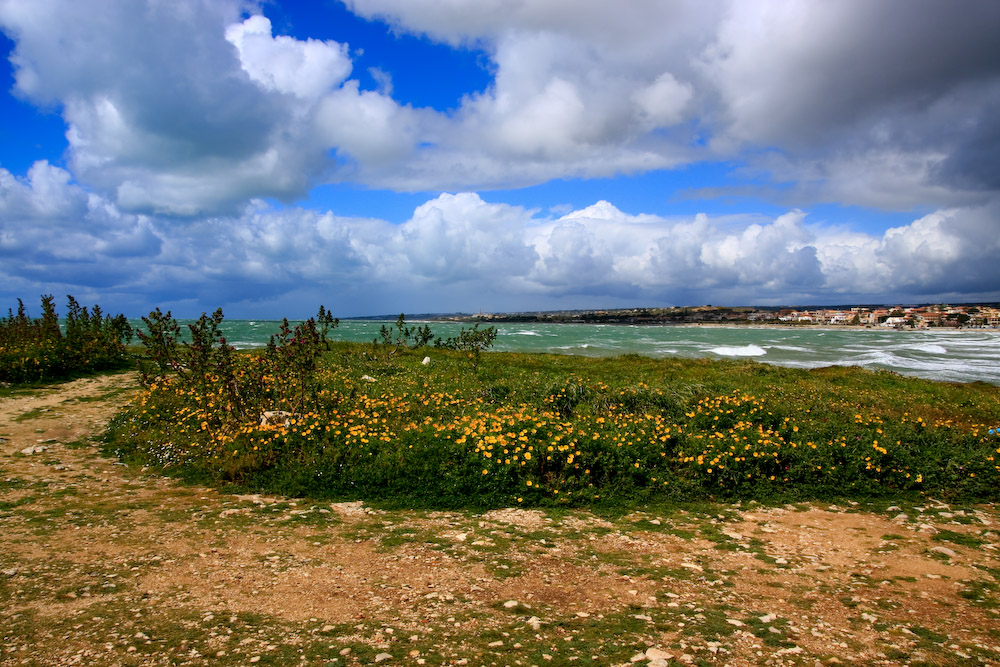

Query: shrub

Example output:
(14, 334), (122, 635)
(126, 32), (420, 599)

(0, 295), (132, 384)
(105, 338), (1000, 509)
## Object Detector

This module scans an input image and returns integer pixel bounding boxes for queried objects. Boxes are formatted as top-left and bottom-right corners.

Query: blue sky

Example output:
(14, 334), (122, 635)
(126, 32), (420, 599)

(1, 0), (999, 318)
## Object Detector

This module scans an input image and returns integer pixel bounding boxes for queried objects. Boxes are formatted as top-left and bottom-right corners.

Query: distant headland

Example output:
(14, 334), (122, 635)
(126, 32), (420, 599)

(424, 303), (1000, 329)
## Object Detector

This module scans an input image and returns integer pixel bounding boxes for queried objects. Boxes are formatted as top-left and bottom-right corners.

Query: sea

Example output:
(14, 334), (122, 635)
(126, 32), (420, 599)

(143, 319), (1000, 386)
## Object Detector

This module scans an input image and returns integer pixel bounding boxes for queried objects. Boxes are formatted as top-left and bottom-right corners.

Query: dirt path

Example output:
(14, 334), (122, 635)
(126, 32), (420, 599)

(2, 374), (999, 666)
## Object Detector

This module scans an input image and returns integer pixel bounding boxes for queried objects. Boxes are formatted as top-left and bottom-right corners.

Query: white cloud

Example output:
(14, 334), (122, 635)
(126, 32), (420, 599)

(3, 162), (999, 315)
(4, 0), (998, 210)
(225, 15), (352, 100)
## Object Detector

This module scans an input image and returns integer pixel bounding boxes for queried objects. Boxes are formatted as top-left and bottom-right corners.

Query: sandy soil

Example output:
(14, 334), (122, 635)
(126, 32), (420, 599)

(2, 373), (999, 666)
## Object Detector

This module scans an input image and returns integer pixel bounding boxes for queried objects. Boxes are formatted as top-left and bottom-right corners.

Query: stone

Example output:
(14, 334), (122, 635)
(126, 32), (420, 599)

(422, 357), (431, 365)
(930, 546), (957, 558)
(259, 411), (293, 427)
(374, 653), (393, 663)
(2, 568), (17, 577)
(20, 445), (48, 455)
(526, 616), (543, 630)
(361, 375), (377, 382)
(645, 647), (672, 661)
(503, 600), (519, 608)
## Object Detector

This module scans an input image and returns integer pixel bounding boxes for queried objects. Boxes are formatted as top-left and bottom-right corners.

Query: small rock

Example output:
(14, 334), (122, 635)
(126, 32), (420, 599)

(321, 625), (335, 632)
(726, 619), (745, 627)
(575, 612), (590, 618)
(339, 648), (352, 656)
(930, 546), (957, 558)
(645, 647), (672, 661)
(630, 653), (646, 663)
(503, 600), (519, 608)
(20, 445), (47, 455)
(649, 519), (661, 525)
(422, 357), (431, 365)
(488, 641), (503, 647)
(893, 513), (909, 522)
(649, 661), (670, 667)
(374, 653), (393, 663)
(361, 375), (377, 382)
(680, 562), (702, 572)
(259, 411), (292, 427)
(759, 614), (777, 623)
(526, 616), (543, 631)
(2, 568), (17, 577)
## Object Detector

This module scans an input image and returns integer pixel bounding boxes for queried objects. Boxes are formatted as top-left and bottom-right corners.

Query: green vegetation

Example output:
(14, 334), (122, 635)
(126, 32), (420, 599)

(0, 295), (133, 384)
(103, 307), (1000, 509)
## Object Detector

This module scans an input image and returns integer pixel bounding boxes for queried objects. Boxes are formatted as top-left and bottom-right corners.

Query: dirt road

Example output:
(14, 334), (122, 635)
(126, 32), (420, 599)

(2, 374), (999, 666)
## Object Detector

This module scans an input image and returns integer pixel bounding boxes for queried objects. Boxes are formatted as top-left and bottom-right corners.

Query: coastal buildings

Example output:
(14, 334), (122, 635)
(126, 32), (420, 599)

(467, 304), (1000, 328)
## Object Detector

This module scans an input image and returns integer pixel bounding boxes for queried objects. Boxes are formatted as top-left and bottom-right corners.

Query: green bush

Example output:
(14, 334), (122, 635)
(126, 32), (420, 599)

(0, 295), (132, 384)
(105, 330), (1000, 509)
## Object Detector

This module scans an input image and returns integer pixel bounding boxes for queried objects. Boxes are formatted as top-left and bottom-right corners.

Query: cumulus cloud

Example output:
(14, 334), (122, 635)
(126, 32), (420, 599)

(3, 162), (999, 315)
(345, 0), (1000, 204)
(4, 0), (999, 208)
(225, 15), (352, 100)
(0, 0), (420, 215)
(3, 1), (1000, 313)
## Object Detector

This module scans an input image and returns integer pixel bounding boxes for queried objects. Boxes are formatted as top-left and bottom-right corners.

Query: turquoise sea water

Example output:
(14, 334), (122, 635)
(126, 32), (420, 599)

(143, 320), (1000, 385)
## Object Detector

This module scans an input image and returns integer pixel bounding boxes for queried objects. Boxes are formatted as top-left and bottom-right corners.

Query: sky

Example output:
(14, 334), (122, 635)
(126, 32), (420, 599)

(1, 0), (999, 318)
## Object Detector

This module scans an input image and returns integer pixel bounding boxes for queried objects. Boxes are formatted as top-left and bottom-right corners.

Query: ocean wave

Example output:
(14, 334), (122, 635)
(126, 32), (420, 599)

(910, 344), (948, 355)
(769, 344), (812, 352)
(510, 330), (542, 336)
(710, 344), (767, 357)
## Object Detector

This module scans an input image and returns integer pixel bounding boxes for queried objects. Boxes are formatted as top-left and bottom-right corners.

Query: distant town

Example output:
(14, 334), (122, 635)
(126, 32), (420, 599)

(440, 303), (1000, 329)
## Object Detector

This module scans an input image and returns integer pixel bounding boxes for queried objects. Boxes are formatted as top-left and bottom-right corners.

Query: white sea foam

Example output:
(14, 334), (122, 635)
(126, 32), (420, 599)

(511, 329), (542, 336)
(770, 344), (812, 352)
(710, 344), (767, 357)
(911, 344), (948, 355)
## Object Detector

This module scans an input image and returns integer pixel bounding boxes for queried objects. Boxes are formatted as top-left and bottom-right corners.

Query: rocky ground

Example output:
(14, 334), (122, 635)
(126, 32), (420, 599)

(2, 373), (1000, 666)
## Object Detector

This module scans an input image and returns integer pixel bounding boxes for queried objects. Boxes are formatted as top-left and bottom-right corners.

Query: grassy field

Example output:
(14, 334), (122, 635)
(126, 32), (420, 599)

(4, 364), (1000, 666)
(104, 343), (1000, 509)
